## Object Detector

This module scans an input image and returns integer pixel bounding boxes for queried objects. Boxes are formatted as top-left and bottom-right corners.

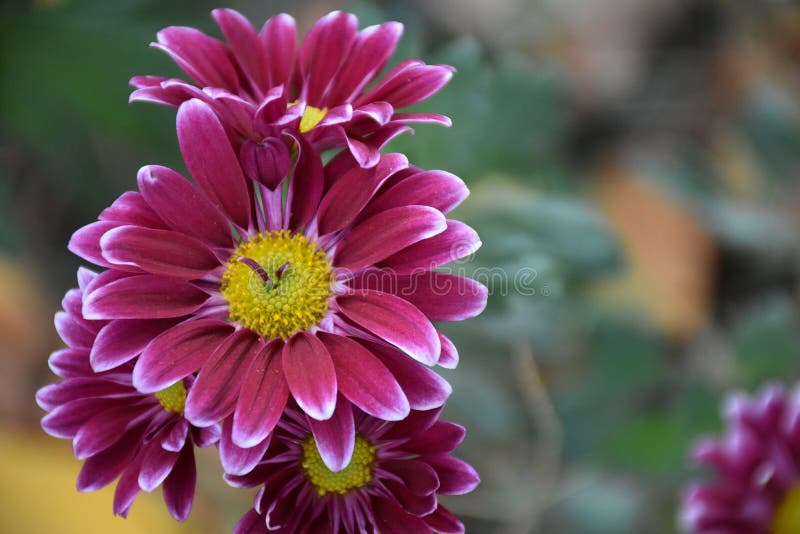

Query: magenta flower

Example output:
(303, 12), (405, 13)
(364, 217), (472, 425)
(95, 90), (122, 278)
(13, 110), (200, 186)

(131, 9), (454, 169)
(68, 98), (485, 473)
(682, 385), (800, 534)
(36, 268), (219, 521)
(228, 401), (478, 533)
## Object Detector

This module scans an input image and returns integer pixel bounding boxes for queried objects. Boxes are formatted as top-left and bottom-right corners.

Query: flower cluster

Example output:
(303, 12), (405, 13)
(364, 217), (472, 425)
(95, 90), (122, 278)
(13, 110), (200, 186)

(38, 8), (483, 533)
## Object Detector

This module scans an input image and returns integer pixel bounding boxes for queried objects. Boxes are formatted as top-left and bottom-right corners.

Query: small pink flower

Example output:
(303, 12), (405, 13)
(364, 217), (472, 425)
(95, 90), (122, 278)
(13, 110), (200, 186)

(682, 385), (800, 534)
(131, 9), (454, 168)
(228, 402), (478, 533)
(68, 98), (485, 473)
(36, 268), (219, 521)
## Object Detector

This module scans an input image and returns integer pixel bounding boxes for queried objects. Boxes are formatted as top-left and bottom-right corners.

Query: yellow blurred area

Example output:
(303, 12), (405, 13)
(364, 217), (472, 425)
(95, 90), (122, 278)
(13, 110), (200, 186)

(0, 427), (209, 534)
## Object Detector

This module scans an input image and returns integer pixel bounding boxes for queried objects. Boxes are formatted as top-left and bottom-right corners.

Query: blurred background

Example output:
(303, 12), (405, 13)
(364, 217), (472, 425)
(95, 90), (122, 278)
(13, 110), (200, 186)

(3, 0), (800, 532)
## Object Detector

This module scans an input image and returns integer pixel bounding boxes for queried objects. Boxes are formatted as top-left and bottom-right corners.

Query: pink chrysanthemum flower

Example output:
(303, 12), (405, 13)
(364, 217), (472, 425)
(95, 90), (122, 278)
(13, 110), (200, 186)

(68, 98), (486, 472)
(682, 385), (800, 534)
(36, 268), (219, 521)
(228, 402), (478, 534)
(131, 9), (454, 170)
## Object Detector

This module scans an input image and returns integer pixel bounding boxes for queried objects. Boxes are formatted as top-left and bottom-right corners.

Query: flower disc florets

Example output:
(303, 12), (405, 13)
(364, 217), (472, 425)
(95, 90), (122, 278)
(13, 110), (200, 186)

(302, 434), (375, 496)
(221, 230), (333, 339)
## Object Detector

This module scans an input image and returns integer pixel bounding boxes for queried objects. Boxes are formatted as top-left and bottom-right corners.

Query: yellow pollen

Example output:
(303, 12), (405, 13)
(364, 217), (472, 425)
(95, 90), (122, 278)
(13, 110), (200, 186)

(288, 101), (328, 133)
(774, 484), (800, 534)
(220, 230), (333, 339)
(301, 435), (376, 496)
(154, 381), (186, 415)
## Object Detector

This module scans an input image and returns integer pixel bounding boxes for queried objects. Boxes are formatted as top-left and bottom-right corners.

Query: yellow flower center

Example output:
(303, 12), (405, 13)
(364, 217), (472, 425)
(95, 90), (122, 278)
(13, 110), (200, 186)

(774, 484), (800, 534)
(301, 435), (376, 496)
(220, 231), (333, 339)
(288, 101), (328, 133)
(154, 381), (186, 415)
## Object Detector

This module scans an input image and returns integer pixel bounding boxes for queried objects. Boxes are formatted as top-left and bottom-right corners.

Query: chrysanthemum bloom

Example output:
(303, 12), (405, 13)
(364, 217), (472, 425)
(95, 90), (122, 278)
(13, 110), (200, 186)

(228, 402), (478, 533)
(36, 268), (219, 520)
(131, 9), (454, 170)
(68, 98), (486, 473)
(681, 385), (800, 534)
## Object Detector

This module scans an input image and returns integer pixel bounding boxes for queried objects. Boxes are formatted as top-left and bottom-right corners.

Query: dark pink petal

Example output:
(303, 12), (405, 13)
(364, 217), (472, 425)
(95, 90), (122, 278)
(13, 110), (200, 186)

(74, 404), (145, 459)
(184, 329), (262, 427)
(239, 138), (291, 190)
(219, 418), (271, 476)
(113, 457), (143, 518)
(424, 505), (465, 534)
(381, 458), (440, 495)
(68, 221), (120, 268)
(438, 333), (459, 369)
(82, 274), (209, 320)
(380, 220), (481, 274)
(300, 11), (358, 105)
(162, 419), (189, 452)
(99, 191), (165, 229)
(212, 9), (268, 92)
(357, 61), (454, 109)
(235, 509), (267, 534)
(392, 112), (452, 126)
(77, 424), (146, 492)
(155, 26), (239, 91)
(232, 342), (289, 448)
(205, 89), (259, 136)
(399, 272), (488, 321)
(259, 14), (296, 88)
(193, 425), (221, 448)
(282, 332), (337, 421)
(137, 165), (233, 248)
(48, 348), (93, 378)
(351, 101), (394, 125)
(363, 341), (451, 409)
(380, 407), (443, 441)
(162, 444), (196, 521)
(426, 456), (480, 495)
(42, 397), (128, 438)
(100, 226), (219, 279)
(138, 442), (180, 491)
(285, 132), (324, 230)
(55, 311), (94, 349)
(307, 396), (355, 472)
(177, 99), (250, 229)
(317, 153), (408, 236)
(334, 206), (446, 271)
(77, 267), (97, 292)
(362, 170), (468, 220)
(36, 379), (135, 411)
(383, 478), (437, 515)
(129, 85), (186, 107)
(133, 319), (233, 393)
(371, 495), (431, 534)
(337, 291), (440, 365)
(326, 21), (403, 103)
(317, 103), (353, 127)
(320, 332), (409, 420)
(91, 319), (177, 373)
(403, 421), (466, 456)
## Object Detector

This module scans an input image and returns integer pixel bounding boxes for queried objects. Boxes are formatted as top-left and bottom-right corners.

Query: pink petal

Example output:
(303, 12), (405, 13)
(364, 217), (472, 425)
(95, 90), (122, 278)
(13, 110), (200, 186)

(68, 221), (121, 269)
(380, 220), (481, 274)
(307, 395), (355, 472)
(361, 169), (468, 220)
(402, 421), (466, 456)
(259, 14), (296, 88)
(73, 404), (144, 459)
(99, 191), (165, 229)
(361, 340), (451, 410)
(381, 459), (440, 495)
(379, 407), (443, 441)
(325, 21), (404, 103)
(212, 9), (268, 93)
(184, 329), (262, 427)
(48, 348), (93, 378)
(77, 424), (146, 492)
(424, 505), (465, 534)
(42, 397), (127, 438)
(317, 152), (408, 236)
(371, 496), (431, 534)
(351, 101), (394, 126)
(113, 457), (143, 518)
(162, 419), (189, 452)
(382, 478), (436, 515)
(282, 332), (337, 421)
(54, 311), (94, 350)
(232, 341), (289, 448)
(82, 274), (209, 320)
(395, 272), (489, 321)
(320, 332), (408, 420)
(426, 456), (480, 495)
(299, 11), (358, 105)
(239, 138), (291, 190)
(162, 444), (196, 521)
(235, 509), (266, 534)
(177, 99), (250, 229)
(133, 319), (233, 393)
(334, 206), (446, 271)
(137, 165), (233, 248)
(285, 132), (324, 230)
(138, 442), (180, 491)
(391, 112), (452, 126)
(357, 61), (454, 109)
(91, 319), (177, 372)
(337, 291), (440, 365)
(100, 225), (220, 279)
(155, 26), (239, 91)
(438, 333), (459, 369)
(219, 418), (271, 476)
